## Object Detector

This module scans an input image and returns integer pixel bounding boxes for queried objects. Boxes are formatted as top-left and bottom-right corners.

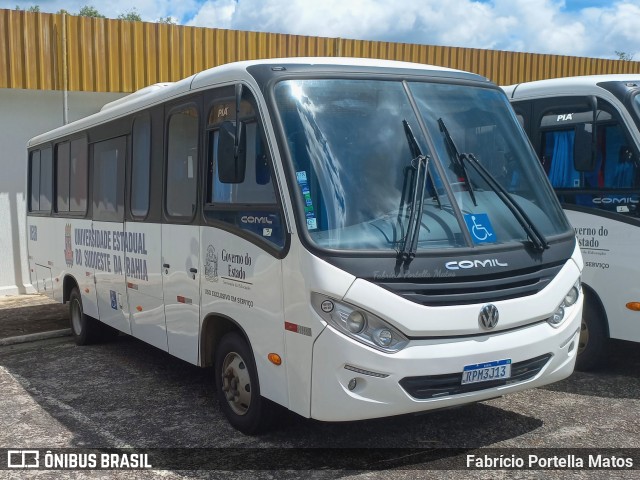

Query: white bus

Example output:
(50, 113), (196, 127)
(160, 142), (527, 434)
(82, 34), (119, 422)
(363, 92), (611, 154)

(504, 75), (640, 370)
(27, 58), (583, 434)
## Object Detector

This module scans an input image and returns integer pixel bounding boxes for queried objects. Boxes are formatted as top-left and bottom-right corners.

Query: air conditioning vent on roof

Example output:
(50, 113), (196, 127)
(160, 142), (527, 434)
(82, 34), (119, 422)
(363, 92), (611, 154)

(100, 83), (174, 111)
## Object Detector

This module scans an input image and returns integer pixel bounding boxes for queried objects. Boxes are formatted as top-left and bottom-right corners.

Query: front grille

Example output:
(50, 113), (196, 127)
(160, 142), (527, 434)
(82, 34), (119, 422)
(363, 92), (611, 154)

(374, 264), (563, 306)
(399, 353), (552, 400)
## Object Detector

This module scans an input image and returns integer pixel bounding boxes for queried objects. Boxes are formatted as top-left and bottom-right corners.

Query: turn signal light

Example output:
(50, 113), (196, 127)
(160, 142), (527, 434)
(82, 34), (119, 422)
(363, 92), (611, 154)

(268, 353), (282, 365)
(136, 306), (143, 312)
(626, 302), (640, 311)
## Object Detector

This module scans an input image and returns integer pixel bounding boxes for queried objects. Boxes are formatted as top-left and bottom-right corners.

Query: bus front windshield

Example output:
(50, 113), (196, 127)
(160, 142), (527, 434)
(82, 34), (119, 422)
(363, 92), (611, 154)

(274, 79), (569, 252)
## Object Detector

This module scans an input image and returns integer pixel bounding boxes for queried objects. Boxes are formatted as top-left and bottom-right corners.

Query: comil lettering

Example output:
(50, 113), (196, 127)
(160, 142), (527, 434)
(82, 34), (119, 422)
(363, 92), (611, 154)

(592, 197), (639, 204)
(445, 259), (509, 270)
(241, 215), (273, 224)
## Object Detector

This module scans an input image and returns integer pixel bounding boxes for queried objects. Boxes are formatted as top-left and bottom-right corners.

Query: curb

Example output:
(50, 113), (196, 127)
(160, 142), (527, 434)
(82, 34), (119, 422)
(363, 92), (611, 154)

(0, 329), (72, 347)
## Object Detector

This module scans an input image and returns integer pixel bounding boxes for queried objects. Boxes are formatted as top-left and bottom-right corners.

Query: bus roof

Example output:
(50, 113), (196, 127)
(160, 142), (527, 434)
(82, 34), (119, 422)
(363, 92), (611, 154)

(503, 74), (640, 100)
(28, 57), (486, 148)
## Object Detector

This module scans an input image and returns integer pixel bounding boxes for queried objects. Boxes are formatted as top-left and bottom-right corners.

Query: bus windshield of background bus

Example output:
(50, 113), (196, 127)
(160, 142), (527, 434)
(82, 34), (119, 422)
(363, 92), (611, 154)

(274, 79), (569, 251)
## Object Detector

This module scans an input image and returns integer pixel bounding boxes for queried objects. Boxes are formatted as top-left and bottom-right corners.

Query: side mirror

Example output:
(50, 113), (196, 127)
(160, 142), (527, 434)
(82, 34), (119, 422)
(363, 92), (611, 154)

(217, 120), (246, 183)
(573, 124), (597, 172)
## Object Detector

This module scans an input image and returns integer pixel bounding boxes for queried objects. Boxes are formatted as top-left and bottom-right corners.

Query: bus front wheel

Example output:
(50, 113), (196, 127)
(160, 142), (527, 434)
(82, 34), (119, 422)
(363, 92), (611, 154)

(575, 294), (607, 371)
(214, 332), (270, 434)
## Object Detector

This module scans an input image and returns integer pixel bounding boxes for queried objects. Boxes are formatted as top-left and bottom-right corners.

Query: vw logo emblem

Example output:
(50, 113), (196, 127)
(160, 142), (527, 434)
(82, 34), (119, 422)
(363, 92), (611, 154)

(479, 304), (499, 329)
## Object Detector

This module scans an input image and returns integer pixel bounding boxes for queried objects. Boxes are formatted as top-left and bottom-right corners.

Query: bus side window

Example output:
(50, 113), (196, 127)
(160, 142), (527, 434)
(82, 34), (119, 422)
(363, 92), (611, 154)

(29, 150), (41, 212)
(56, 142), (70, 213)
(70, 138), (88, 213)
(55, 139), (87, 215)
(166, 107), (198, 219)
(131, 115), (151, 218)
(539, 105), (637, 190)
(205, 92), (284, 249)
(40, 148), (53, 213)
(29, 148), (53, 213)
(92, 136), (126, 222)
(211, 122), (276, 204)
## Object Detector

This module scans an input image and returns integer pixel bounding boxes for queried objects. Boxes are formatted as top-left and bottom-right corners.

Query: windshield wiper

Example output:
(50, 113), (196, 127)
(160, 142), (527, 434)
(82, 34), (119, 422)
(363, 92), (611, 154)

(438, 118), (549, 252)
(396, 120), (439, 269)
(438, 118), (477, 207)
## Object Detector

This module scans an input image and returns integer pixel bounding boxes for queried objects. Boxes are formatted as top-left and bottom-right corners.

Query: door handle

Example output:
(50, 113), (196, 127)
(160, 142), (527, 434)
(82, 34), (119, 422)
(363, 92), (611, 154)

(189, 268), (198, 273)
(163, 263), (170, 268)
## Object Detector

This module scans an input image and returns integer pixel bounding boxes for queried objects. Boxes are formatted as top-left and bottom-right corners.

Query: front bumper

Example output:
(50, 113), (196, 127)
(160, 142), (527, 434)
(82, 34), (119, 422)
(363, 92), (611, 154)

(310, 301), (581, 421)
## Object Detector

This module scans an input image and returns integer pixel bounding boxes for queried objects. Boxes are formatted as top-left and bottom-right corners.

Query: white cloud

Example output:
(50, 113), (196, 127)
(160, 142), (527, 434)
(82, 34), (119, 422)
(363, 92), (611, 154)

(184, 0), (640, 59)
(188, 0), (235, 28)
(7, 0), (640, 59)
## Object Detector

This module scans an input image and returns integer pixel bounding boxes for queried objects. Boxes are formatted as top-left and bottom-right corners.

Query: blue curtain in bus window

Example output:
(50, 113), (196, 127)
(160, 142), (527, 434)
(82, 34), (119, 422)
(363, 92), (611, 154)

(212, 131), (233, 202)
(614, 155), (634, 187)
(603, 126), (634, 188)
(549, 130), (579, 188)
(255, 137), (270, 185)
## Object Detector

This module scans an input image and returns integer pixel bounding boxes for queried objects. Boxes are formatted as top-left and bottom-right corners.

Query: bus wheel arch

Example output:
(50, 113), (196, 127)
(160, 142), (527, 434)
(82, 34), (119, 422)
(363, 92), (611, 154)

(576, 283), (609, 371)
(200, 314), (251, 368)
(62, 274), (79, 304)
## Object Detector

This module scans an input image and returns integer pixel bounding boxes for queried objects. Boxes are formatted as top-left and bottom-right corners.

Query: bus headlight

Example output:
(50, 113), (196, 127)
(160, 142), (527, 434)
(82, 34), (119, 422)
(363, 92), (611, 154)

(564, 285), (579, 307)
(346, 311), (366, 333)
(311, 293), (409, 353)
(548, 280), (581, 328)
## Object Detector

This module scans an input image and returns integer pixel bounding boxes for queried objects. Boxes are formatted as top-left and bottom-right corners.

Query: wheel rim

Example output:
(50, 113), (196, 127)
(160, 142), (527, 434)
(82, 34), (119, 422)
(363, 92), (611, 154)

(221, 351), (252, 416)
(71, 298), (83, 335)
(578, 317), (589, 355)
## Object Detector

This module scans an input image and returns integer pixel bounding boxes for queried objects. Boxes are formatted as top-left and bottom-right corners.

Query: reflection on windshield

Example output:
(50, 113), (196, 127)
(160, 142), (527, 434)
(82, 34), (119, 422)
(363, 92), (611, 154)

(274, 79), (569, 252)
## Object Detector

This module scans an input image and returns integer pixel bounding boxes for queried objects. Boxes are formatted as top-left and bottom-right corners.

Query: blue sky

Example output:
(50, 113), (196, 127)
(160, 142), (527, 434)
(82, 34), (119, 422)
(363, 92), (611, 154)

(6, 0), (640, 60)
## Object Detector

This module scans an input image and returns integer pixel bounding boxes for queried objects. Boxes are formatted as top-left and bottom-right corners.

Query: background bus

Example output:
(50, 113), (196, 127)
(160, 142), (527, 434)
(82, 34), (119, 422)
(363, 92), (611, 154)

(504, 75), (640, 370)
(27, 58), (583, 433)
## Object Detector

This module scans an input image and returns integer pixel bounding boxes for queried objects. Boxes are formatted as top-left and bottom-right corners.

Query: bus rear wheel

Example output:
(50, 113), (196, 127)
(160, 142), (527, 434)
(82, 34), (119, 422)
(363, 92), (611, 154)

(69, 287), (118, 345)
(214, 332), (270, 434)
(575, 294), (607, 371)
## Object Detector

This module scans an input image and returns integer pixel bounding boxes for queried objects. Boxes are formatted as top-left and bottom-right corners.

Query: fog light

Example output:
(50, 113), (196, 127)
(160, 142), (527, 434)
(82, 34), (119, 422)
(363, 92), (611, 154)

(347, 311), (366, 333)
(348, 378), (357, 391)
(568, 341), (575, 352)
(374, 329), (393, 347)
(549, 306), (565, 326)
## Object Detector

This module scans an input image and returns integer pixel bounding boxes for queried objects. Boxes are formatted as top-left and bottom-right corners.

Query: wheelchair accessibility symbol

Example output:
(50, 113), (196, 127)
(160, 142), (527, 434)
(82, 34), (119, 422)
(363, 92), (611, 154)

(464, 213), (497, 244)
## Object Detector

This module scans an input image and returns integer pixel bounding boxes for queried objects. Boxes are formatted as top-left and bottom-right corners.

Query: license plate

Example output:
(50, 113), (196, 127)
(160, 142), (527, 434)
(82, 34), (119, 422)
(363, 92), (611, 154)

(461, 359), (511, 385)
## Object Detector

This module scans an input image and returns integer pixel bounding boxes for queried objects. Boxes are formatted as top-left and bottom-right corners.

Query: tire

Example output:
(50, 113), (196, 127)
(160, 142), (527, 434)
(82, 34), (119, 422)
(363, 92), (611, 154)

(69, 287), (118, 345)
(575, 294), (607, 371)
(214, 332), (270, 435)
(69, 287), (97, 345)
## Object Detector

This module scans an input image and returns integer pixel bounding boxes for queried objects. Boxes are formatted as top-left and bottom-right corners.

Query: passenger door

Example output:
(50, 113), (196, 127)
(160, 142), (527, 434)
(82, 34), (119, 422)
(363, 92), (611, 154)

(200, 86), (288, 405)
(161, 100), (202, 364)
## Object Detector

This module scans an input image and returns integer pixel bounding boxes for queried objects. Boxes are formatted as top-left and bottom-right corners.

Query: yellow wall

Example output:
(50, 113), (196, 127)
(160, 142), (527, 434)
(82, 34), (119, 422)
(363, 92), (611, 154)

(2, 9), (640, 92)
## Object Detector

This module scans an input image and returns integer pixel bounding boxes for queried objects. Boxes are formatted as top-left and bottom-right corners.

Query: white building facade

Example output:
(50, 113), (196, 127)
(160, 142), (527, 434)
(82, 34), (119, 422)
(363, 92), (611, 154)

(0, 89), (124, 295)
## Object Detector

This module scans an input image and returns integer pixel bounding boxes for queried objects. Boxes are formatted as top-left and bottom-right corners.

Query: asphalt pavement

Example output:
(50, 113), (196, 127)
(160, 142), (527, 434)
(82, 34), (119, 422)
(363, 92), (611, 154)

(0, 294), (639, 479)
(0, 294), (69, 342)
